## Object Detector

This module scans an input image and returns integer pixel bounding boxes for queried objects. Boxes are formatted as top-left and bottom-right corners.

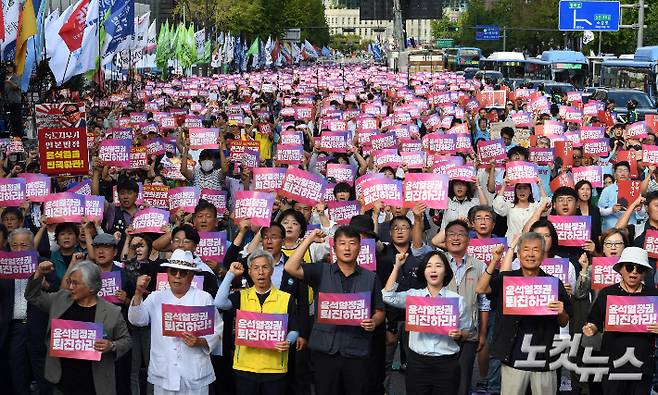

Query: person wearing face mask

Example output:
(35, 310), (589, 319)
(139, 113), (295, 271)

(181, 149), (225, 190)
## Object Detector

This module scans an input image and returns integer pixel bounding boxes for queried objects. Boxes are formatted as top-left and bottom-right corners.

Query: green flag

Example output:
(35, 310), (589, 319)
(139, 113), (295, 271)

(155, 20), (170, 71)
(246, 37), (260, 58)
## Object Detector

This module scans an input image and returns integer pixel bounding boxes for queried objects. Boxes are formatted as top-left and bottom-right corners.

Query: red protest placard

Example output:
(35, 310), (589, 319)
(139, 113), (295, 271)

(403, 173), (449, 209)
(550, 172), (575, 192)
(476, 90), (506, 108)
(280, 168), (326, 206)
(234, 191), (275, 227)
(553, 141), (573, 167)
(38, 128), (89, 176)
(617, 179), (642, 208)
(644, 229), (658, 259)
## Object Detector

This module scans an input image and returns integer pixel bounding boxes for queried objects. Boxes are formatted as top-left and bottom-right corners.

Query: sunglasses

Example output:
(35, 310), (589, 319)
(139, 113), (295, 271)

(624, 263), (648, 274)
(168, 268), (191, 277)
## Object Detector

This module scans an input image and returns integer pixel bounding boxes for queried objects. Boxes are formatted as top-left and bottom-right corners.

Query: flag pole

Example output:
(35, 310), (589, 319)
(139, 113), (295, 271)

(62, 53), (73, 87)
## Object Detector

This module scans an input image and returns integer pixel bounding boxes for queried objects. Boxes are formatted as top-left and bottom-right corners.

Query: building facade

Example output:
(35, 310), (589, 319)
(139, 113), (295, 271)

(325, 8), (434, 44)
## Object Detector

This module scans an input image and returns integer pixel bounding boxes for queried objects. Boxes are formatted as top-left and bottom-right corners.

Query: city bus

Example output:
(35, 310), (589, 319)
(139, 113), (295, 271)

(527, 50), (589, 88)
(443, 47), (482, 71)
(479, 52), (527, 78)
(600, 46), (658, 99)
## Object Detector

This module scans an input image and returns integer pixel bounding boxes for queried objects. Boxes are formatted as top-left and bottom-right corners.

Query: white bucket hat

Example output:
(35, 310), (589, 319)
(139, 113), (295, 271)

(161, 249), (201, 272)
(613, 247), (652, 273)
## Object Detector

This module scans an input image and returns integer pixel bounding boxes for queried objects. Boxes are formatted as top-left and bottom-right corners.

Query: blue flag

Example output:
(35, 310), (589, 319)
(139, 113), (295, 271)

(102, 0), (135, 62)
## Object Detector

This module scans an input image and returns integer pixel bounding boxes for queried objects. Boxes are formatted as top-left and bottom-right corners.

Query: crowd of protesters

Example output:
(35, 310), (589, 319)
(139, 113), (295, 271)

(2, 63), (658, 395)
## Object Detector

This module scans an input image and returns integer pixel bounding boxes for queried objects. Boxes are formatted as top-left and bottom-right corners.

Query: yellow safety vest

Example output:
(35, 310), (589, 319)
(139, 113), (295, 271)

(233, 287), (291, 374)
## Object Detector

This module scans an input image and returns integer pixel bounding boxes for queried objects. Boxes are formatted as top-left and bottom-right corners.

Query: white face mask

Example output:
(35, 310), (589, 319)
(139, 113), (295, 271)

(201, 160), (214, 172)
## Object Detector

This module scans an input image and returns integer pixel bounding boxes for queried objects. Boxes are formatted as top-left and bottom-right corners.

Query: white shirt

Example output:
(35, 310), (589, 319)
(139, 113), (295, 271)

(13, 279), (28, 320)
(128, 287), (223, 391)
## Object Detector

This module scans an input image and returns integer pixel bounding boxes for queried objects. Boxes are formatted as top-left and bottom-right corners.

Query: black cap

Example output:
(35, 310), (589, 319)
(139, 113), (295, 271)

(349, 215), (378, 240)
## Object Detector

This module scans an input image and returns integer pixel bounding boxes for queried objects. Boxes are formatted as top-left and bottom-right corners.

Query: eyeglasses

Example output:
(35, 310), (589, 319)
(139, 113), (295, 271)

(172, 238), (194, 245)
(168, 268), (191, 277)
(392, 226), (411, 232)
(446, 232), (468, 239)
(474, 216), (492, 222)
(66, 279), (82, 287)
(623, 263), (647, 274)
(615, 168), (631, 174)
(603, 241), (624, 248)
(556, 197), (576, 204)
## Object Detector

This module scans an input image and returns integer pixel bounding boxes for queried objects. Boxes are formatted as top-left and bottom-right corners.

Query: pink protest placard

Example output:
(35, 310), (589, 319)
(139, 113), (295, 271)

(403, 173), (449, 209)
(235, 310), (288, 349)
(327, 201), (360, 225)
(189, 128), (219, 150)
(67, 179), (91, 196)
(99, 272), (122, 304)
(317, 291), (371, 326)
(200, 188), (227, 215)
(582, 138), (610, 157)
(371, 133), (398, 151)
(320, 131), (349, 153)
(592, 257), (621, 290)
(326, 164), (356, 185)
(447, 165), (477, 182)
(84, 195), (105, 222)
(580, 126), (605, 141)
(44, 193), (85, 223)
(405, 296), (459, 334)
(540, 258), (569, 284)
(280, 131), (303, 146)
(130, 208), (170, 234)
(502, 276), (558, 316)
(477, 139), (507, 163)
(156, 272), (204, 291)
(21, 173), (51, 202)
(626, 121), (648, 140)
(548, 215), (591, 247)
(242, 149), (260, 169)
(360, 178), (403, 210)
(644, 145), (658, 165)
(329, 238), (377, 271)
(50, 319), (102, 361)
(143, 185), (170, 209)
(253, 168), (287, 192)
(506, 161), (538, 184)
(0, 250), (38, 279)
(280, 167), (326, 206)
(400, 151), (425, 169)
(510, 112), (532, 128)
(466, 238), (507, 265)
(234, 191), (275, 227)
(98, 139), (132, 167)
(423, 133), (456, 154)
(168, 187), (200, 213)
(644, 229), (658, 258)
(529, 148), (554, 165)
(0, 178), (26, 207)
(572, 166), (603, 188)
(373, 149), (403, 169)
(605, 295), (658, 333)
(184, 116), (204, 129)
(162, 304), (215, 337)
(275, 145), (304, 165)
(196, 231), (227, 263)
(144, 138), (166, 157)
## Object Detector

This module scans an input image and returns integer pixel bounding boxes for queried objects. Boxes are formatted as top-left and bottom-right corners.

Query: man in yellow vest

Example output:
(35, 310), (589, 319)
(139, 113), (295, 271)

(214, 248), (298, 395)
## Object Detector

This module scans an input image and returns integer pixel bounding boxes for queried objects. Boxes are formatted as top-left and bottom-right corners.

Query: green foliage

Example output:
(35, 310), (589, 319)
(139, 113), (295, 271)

(330, 34), (362, 54)
(177, 0), (330, 45)
(430, 15), (459, 41)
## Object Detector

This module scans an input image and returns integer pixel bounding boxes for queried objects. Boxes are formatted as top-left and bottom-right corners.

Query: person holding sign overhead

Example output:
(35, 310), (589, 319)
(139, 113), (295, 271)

(25, 260), (132, 395)
(128, 249), (223, 395)
(284, 226), (385, 395)
(382, 250), (470, 395)
(214, 249), (298, 395)
(582, 247), (658, 395)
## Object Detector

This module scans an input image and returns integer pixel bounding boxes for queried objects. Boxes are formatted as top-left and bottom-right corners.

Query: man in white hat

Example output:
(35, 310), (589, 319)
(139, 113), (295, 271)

(583, 247), (658, 394)
(128, 249), (223, 395)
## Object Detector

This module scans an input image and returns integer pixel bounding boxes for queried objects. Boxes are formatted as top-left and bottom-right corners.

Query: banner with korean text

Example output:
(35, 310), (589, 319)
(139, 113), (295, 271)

(405, 296), (459, 334)
(130, 209), (170, 233)
(44, 193), (85, 223)
(403, 173), (449, 209)
(50, 319), (102, 361)
(502, 276), (558, 315)
(196, 231), (227, 263)
(0, 250), (38, 279)
(235, 310), (289, 349)
(547, 215), (591, 247)
(162, 304), (215, 337)
(605, 296), (658, 333)
(234, 191), (275, 227)
(592, 257), (621, 290)
(317, 292), (371, 326)
(99, 272), (122, 304)
(280, 168), (326, 206)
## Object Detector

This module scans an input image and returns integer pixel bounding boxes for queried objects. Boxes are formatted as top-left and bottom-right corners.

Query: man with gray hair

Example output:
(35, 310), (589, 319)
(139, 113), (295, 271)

(475, 232), (572, 395)
(214, 248), (299, 395)
(0, 228), (54, 395)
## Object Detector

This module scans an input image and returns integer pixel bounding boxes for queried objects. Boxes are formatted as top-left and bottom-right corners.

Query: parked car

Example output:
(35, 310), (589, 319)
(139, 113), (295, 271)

(589, 88), (658, 121)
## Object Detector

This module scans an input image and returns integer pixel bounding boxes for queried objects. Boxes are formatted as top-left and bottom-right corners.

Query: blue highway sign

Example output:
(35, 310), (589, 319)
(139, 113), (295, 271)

(558, 1), (620, 31)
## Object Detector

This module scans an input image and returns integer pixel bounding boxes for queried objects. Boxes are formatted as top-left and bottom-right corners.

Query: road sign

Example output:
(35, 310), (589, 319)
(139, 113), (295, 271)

(476, 25), (499, 41)
(558, 1), (620, 31)
(436, 39), (454, 48)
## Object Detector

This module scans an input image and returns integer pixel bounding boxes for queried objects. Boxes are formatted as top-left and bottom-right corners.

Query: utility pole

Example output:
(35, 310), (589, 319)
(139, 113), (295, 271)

(393, 0), (404, 51)
(502, 26), (507, 51)
(638, 0), (645, 47)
